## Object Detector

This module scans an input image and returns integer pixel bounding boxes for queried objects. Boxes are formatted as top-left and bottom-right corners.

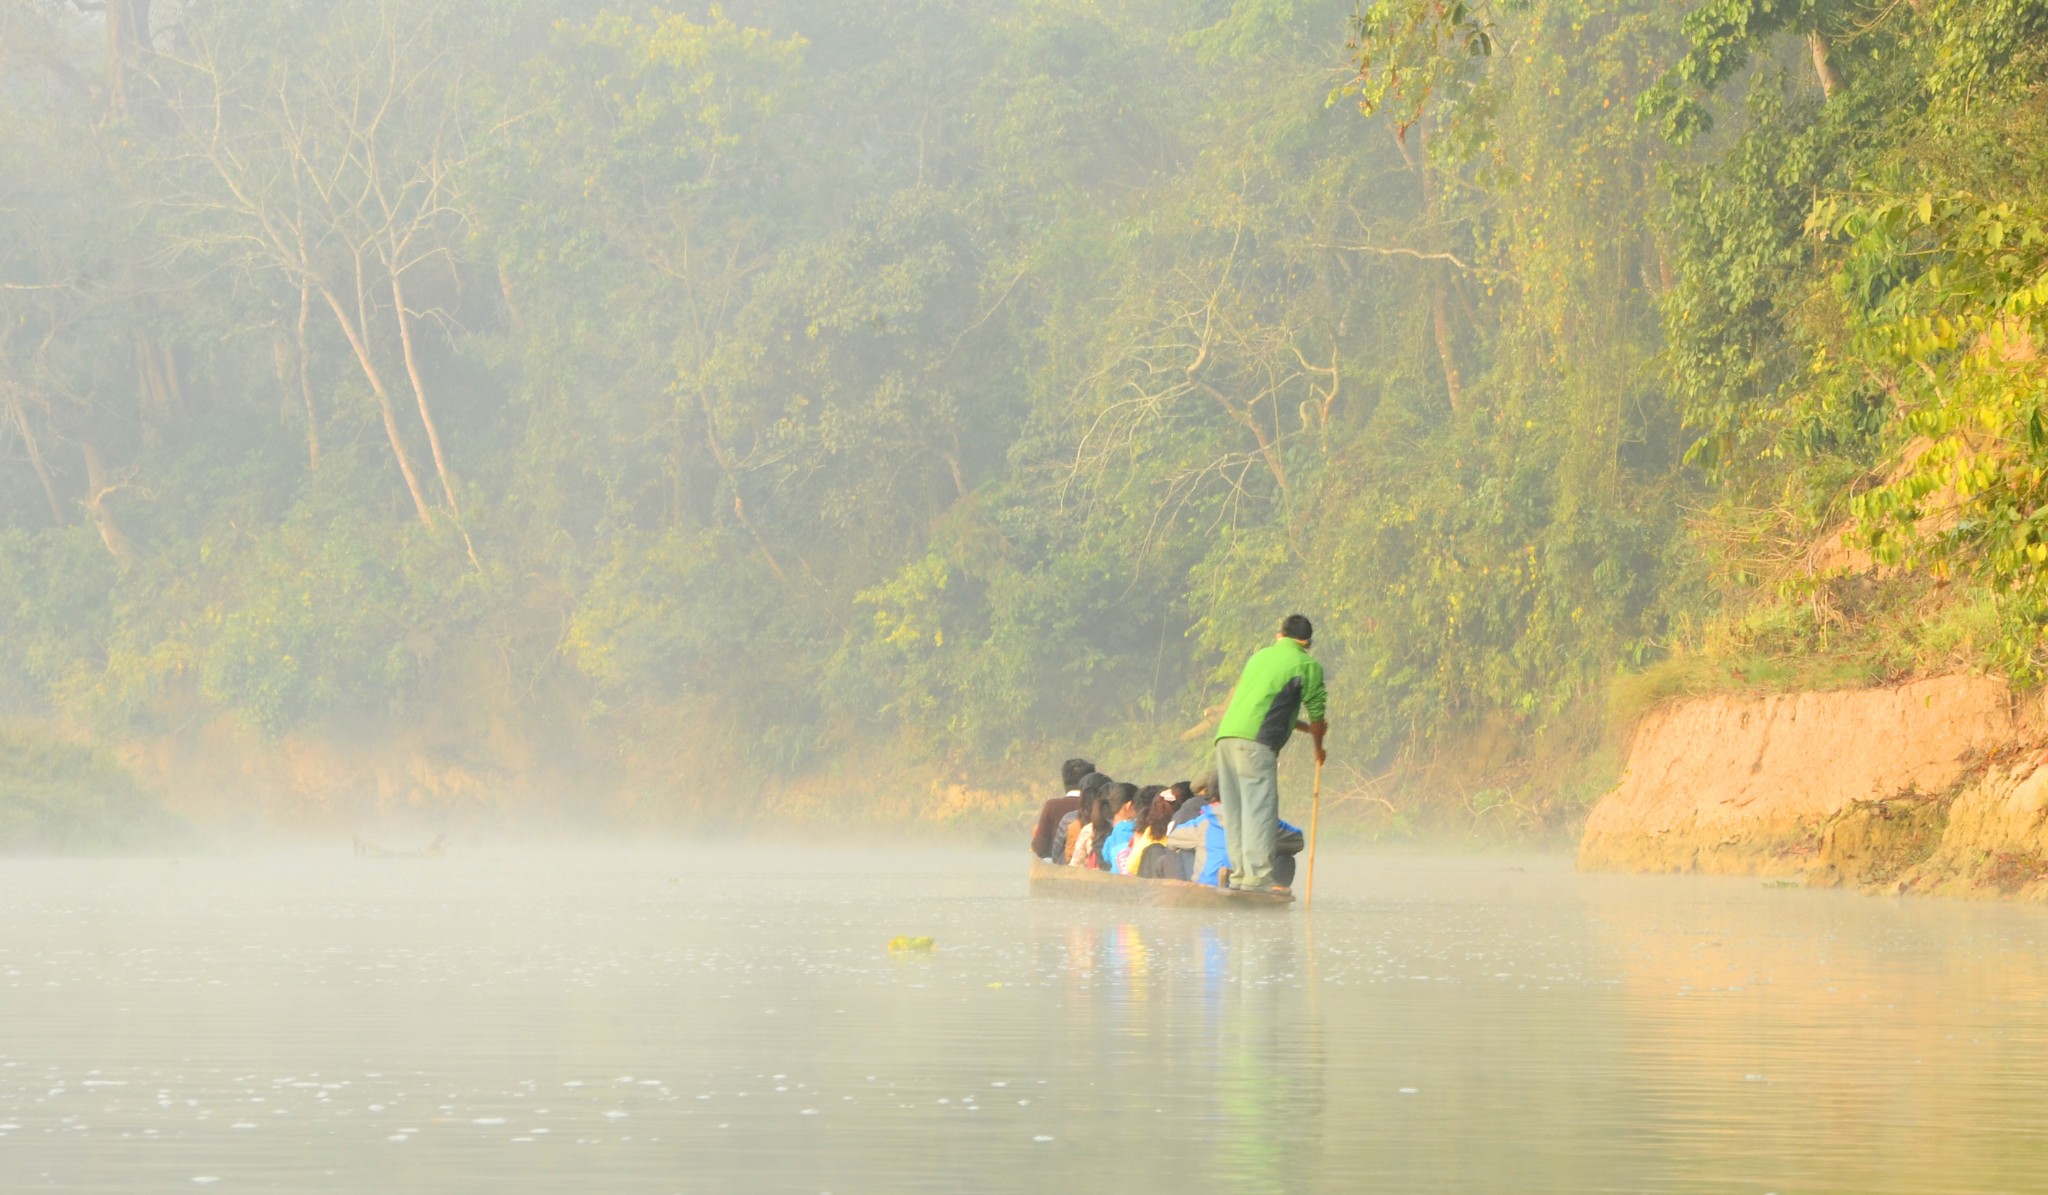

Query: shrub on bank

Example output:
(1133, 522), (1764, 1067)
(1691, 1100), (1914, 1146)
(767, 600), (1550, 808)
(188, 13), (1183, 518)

(0, 725), (185, 852)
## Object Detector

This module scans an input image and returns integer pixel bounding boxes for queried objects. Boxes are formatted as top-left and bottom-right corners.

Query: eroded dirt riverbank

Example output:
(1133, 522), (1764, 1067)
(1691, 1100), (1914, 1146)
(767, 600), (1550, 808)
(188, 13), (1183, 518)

(1578, 674), (2048, 899)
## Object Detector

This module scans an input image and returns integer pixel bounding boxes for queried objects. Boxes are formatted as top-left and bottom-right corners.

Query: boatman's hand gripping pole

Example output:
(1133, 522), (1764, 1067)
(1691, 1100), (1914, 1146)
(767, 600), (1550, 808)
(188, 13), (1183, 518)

(1306, 755), (1324, 911)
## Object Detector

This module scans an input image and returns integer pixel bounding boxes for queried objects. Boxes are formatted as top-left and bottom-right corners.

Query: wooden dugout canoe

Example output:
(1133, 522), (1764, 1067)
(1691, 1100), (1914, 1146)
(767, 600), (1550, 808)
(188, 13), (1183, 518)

(1028, 860), (1295, 909)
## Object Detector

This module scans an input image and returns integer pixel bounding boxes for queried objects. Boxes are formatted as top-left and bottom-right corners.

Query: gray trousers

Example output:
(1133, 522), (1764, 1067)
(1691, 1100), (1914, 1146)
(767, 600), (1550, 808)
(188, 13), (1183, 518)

(1216, 736), (1280, 889)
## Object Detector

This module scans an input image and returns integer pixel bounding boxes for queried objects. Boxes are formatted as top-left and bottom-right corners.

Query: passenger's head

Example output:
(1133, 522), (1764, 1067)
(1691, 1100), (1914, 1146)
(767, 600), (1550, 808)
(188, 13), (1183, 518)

(1085, 781), (1119, 833)
(1142, 789), (1179, 837)
(1280, 613), (1314, 645)
(1196, 772), (1219, 803)
(1062, 758), (1096, 790)
(1104, 782), (1140, 824)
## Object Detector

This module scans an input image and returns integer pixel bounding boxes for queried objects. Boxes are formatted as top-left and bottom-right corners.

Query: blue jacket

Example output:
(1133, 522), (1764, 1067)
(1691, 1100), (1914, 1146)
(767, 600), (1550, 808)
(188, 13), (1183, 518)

(1192, 805), (1301, 886)
(1099, 820), (1137, 871)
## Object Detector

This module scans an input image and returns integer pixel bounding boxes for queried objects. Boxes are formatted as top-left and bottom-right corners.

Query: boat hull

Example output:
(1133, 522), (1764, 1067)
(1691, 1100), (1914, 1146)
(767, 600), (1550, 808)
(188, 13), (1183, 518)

(1028, 860), (1294, 909)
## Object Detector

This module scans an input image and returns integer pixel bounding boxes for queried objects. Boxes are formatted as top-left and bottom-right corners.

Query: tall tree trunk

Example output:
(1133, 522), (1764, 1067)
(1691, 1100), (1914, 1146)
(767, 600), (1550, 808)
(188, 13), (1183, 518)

(943, 430), (967, 500)
(731, 493), (789, 583)
(497, 258), (525, 332)
(389, 268), (460, 515)
(698, 392), (788, 583)
(104, 0), (132, 117)
(1808, 29), (1840, 99)
(295, 279), (320, 470)
(314, 275), (435, 527)
(82, 442), (136, 564)
(1416, 126), (1464, 414)
(1429, 282), (1464, 414)
(103, 0), (152, 119)
(4, 383), (65, 526)
(135, 333), (166, 441)
(159, 336), (184, 412)
(135, 332), (184, 434)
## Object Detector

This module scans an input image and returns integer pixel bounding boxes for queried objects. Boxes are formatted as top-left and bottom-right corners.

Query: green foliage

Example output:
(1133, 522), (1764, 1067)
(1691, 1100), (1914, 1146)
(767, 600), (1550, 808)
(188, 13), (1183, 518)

(1340, 0), (1496, 129)
(568, 530), (769, 696)
(1660, 80), (1840, 478)
(1820, 101), (2048, 676)
(1650, 0), (2048, 686)
(1637, 0), (1843, 142)
(0, 0), (1700, 785)
(2, 0), (2043, 818)
(0, 724), (183, 852)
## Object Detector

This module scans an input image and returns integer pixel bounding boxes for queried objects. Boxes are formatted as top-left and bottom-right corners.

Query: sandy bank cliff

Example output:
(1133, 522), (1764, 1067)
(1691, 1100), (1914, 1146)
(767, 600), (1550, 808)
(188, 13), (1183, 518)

(1579, 674), (2048, 898)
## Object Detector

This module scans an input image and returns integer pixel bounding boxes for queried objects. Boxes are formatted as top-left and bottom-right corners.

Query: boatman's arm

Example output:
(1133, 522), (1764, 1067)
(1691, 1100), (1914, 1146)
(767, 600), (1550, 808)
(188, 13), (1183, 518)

(1295, 657), (1328, 765)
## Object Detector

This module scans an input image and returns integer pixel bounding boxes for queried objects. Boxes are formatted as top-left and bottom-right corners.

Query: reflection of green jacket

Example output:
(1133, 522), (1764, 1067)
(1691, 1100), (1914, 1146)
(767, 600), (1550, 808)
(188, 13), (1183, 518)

(1215, 638), (1326, 753)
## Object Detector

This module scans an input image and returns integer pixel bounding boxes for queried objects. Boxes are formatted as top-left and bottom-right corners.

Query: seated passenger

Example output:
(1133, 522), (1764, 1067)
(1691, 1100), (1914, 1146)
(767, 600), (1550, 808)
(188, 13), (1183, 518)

(1142, 781), (1199, 879)
(1062, 773), (1112, 865)
(1164, 785), (1218, 878)
(1068, 778), (1119, 867)
(1095, 782), (1141, 872)
(1121, 786), (1174, 876)
(1131, 785), (1189, 878)
(1031, 758), (1096, 860)
(1175, 794), (1304, 888)
(1169, 774), (1214, 827)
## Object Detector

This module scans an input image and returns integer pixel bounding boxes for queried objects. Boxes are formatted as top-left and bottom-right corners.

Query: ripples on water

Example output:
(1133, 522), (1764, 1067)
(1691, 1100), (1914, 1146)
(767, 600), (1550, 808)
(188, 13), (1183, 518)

(1, 848), (2045, 1192)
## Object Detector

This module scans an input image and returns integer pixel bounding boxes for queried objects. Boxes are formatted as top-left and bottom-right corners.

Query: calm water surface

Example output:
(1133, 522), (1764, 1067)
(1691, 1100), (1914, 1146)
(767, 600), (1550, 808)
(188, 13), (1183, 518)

(2, 847), (2046, 1193)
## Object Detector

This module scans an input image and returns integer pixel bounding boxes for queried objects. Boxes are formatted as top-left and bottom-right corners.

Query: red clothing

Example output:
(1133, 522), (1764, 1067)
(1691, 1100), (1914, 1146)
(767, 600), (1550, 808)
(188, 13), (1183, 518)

(1030, 792), (1082, 858)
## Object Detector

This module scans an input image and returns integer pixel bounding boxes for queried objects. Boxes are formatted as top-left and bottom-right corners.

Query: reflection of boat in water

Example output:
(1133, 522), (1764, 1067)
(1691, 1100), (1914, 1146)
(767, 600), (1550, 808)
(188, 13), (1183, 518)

(1029, 860), (1293, 909)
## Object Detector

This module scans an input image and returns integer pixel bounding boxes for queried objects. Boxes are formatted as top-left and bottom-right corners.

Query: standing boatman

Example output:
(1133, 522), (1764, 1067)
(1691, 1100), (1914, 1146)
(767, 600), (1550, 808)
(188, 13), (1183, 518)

(1214, 614), (1327, 893)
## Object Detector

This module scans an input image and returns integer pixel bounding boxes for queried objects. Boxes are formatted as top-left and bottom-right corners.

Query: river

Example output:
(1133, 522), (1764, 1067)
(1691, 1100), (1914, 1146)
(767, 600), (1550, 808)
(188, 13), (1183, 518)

(2, 847), (2045, 1193)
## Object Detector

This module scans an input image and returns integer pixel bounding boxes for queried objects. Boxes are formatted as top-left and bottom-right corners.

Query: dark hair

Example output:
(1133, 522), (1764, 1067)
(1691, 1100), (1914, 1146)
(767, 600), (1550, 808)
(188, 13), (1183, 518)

(1062, 758), (1097, 790)
(1281, 613), (1314, 643)
(1094, 782), (1137, 836)
(1107, 782), (1140, 816)
(1097, 787), (1130, 852)
(1139, 787), (1177, 838)
(1065, 774), (1111, 862)
(1095, 783), (1140, 867)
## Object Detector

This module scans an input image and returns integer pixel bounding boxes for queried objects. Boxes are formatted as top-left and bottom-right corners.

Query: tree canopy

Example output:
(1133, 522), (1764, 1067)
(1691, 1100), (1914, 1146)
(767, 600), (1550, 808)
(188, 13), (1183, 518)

(3, 0), (2045, 828)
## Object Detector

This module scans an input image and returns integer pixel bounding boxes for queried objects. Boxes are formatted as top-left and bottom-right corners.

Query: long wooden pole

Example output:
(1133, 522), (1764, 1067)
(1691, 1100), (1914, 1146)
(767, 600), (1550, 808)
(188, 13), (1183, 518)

(1305, 756), (1324, 911)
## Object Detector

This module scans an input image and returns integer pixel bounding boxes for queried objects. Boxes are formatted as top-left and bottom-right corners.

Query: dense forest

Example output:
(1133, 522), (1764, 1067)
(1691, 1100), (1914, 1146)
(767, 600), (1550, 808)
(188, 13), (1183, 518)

(2, 0), (2045, 837)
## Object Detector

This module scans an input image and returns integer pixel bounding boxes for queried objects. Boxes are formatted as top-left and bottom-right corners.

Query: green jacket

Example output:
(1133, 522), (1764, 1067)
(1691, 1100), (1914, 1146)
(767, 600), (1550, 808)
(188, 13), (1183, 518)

(1215, 637), (1326, 753)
